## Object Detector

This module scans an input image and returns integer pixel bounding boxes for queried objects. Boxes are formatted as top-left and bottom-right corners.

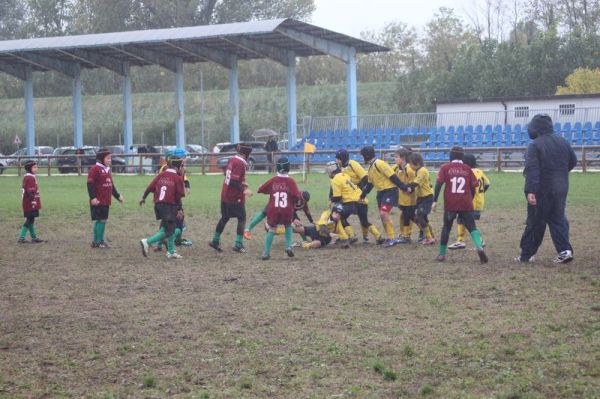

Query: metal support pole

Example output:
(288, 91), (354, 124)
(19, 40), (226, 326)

(72, 64), (83, 148)
(287, 51), (297, 147)
(24, 66), (35, 156)
(123, 62), (133, 154)
(174, 58), (185, 147)
(229, 55), (240, 143)
(346, 47), (358, 131)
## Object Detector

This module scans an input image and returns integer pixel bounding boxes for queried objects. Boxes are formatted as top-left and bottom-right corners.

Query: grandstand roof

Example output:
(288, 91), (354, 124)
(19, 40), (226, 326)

(0, 19), (388, 73)
(434, 93), (600, 105)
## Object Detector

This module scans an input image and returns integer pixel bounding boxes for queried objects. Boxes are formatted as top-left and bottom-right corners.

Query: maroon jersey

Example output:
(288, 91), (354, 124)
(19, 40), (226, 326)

(146, 169), (185, 205)
(437, 160), (478, 211)
(221, 155), (247, 204)
(87, 163), (115, 206)
(258, 174), (302, 226)
(22, 173), (41, 213)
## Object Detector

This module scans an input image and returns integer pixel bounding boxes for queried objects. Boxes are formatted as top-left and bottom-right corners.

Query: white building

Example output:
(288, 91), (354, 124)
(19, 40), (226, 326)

(434, 93), (600, 127)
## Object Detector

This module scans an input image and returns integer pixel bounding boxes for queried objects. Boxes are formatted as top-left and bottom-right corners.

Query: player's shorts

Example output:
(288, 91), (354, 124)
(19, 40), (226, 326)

(23, 210), (39, 218)
(376, 188), (399, 212)
(266, 211), (293, 227)
(304, 225), (331, 246)
(90, 205), (109, 221)
(154, 203), (178, 222)
(341, 202), (358, 219)
(221, 202), (246, 219)
(458, 210), (481, 224)
(416, 195), (433, 216)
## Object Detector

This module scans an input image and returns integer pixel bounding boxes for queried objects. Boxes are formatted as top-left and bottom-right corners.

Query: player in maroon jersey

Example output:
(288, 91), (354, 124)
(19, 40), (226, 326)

(87, 148), (123, 248)
(257, 157), (302, 260)
(433, 146), (488, 263)
(139, 152), (186, 259)
(18, 160), (44, 243)
(209, 143), (253, 253)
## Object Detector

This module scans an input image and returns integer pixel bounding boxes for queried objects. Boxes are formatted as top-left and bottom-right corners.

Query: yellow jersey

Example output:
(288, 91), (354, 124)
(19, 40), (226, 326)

(316, 210), (348, 240)
(367, 159), (396, 191)
(342, 159), (367, 185)
(331, 172), (362, 203)
(413, 166), (433, 198)
(394, 163), (417, 206)
(472, 168), (490, 211)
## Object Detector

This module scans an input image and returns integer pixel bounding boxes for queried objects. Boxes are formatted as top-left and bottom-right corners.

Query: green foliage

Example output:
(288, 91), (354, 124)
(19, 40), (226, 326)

(142, 374), (156, 388)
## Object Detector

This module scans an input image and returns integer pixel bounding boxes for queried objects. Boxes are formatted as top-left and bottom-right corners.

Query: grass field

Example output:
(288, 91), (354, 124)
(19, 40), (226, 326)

(0, 172), (599, 398)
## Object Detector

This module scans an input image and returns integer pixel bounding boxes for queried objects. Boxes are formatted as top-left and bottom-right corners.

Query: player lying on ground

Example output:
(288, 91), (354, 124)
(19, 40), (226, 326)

(293, 204), (350, 249)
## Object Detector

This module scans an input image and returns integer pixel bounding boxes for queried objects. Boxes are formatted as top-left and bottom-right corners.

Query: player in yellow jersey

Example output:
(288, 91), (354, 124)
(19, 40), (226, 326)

(448, 154), (490, 250)
(358, 146), (412, 247)
(335, 149), (382, 243)
(409, 152), (436, 245)
(293, 204), (349, 249)
(326, 161), (384, 244)
(393, 147), (418, 244)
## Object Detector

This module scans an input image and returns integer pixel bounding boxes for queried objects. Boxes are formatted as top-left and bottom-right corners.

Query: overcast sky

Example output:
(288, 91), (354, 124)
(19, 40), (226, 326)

(312, 0), (475, 37)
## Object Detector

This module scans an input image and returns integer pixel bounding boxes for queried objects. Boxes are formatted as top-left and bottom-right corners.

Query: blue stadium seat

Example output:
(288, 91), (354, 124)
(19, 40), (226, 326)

(554, 122), (561, 133)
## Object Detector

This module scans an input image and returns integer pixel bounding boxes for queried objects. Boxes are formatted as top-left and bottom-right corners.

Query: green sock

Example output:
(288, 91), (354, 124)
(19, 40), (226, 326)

(98, 222), (106, 242)
(175, 228), (183, 240)
(212, 232), (221, 243)
(167, 231), (177, 254)
(147, 227), (166, 245)
(285, 225), (293, 248)
(470, 230), (483, 249)
(235, 234), (243, 246)
(28, 224), (37, 239)
(300, 234), (307, 241)
(264, 231), (275, 256)
(439, 244), (448, 256)
(19, 225), (28, 239)
(93, 222), (101, 243)
(247, 211), (266, 232)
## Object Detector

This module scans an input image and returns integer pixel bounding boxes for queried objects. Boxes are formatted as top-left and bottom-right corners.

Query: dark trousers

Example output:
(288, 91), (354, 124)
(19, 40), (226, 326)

(440, 211), (476, 246)
(216, 202), (246, 237)
(519, 192), (572, 260)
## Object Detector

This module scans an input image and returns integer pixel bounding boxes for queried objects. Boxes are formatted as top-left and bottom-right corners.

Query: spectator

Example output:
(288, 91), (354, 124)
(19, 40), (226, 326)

(265, 136), (278, 172)
(515, 114), (577, 264)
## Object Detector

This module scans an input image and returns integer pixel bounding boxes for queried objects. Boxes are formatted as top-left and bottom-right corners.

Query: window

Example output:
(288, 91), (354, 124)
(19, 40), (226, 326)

(559, 103), (575, 116)
(515, 106), (529, 118)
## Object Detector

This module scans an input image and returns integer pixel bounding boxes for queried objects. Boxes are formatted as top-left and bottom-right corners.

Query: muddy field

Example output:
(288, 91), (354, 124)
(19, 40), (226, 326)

(0, 174), (599, 398)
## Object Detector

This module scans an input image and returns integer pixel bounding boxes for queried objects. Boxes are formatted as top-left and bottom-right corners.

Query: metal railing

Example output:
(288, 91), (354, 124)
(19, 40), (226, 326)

(2, 146), (599, 176)
(303, 107), (600, 134)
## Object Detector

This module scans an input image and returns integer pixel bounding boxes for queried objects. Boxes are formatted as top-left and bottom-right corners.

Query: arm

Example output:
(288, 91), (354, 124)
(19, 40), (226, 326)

(357, 175), (369, 190)
(360, 182), (373, 199)
(330, 177), (342, 203)
(140, 176), (158, 205)
(389, 174), (410, 191)
(433, 181), (443, 203)
(524, 144), (540, 194)
(304, 205), (314, 224)
(568, 145), (577, 171)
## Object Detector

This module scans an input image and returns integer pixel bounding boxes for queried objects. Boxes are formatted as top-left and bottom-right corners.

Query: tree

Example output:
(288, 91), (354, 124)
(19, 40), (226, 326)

(556, 67), (600, 94)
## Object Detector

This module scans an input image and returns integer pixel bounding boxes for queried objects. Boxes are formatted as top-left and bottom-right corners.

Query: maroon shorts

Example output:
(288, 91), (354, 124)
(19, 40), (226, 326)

(266, 211), (293, 227)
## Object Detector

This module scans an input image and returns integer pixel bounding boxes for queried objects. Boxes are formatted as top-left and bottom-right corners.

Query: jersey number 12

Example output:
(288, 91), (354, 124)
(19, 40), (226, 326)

(450, 176), (466, 194)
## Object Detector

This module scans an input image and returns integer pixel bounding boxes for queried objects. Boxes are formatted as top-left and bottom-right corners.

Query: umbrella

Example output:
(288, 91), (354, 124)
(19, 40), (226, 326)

(251, 129), (279, 139)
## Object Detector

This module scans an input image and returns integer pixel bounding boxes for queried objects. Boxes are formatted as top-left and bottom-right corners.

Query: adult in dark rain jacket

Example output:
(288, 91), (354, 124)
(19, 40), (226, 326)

(516, 114), (577, 263)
